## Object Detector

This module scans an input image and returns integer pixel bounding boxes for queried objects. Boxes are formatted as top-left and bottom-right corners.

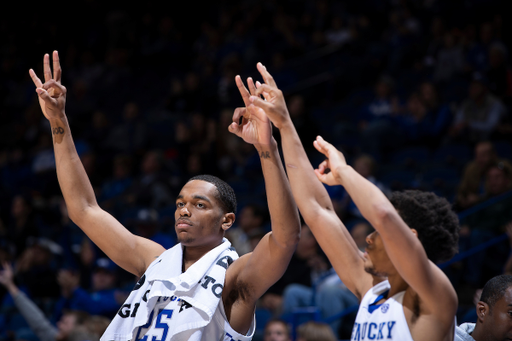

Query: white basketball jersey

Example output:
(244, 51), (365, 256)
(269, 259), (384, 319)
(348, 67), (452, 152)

(351, 280), (413, 341)
(133, 294), (255, 341)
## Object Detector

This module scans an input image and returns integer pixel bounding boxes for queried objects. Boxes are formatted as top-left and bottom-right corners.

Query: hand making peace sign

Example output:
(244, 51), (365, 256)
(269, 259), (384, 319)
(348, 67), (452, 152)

(29, 51), (67, 121)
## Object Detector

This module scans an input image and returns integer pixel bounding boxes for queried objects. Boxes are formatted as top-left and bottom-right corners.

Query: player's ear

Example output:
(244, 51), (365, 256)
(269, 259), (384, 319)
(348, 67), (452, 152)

(221, 213), (235, 231)
(476, 301), (489, 323)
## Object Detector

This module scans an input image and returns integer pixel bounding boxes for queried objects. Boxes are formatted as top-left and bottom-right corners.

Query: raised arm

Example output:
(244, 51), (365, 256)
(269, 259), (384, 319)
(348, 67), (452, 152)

(29, 52), (164, 276)
(227, 75), (301, 298)
(313, 136), (458, 321)
(249, 64), (374, 299)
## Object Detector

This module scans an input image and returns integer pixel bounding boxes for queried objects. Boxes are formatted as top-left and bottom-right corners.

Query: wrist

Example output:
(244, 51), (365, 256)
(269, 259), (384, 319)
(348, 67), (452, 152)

(254, 137), (277, 152)
(276, 118), (294, 132)
(6, 282), (19, 295)
(335, 165), (353, 185)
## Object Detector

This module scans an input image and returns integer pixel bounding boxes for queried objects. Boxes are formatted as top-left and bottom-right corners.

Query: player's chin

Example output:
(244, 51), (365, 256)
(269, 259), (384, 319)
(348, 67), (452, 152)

(177, 234), (195, 245)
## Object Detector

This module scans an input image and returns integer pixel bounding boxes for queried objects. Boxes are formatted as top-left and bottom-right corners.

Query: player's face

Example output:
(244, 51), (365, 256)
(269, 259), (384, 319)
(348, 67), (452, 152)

(175, 180), (227, 248)
(264, 322), (290, 341)
(363, 231), (395, 277)
(483, 287), (512, 340)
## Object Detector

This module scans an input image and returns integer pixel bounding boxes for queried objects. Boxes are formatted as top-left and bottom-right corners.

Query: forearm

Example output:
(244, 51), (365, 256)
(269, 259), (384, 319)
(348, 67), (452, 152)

(255, 139), (300, 247)
(335, 166), (395, 228)
(13, 291), (59, 341)
(50, 115), (98, 222)
(279, 122), (335, 217)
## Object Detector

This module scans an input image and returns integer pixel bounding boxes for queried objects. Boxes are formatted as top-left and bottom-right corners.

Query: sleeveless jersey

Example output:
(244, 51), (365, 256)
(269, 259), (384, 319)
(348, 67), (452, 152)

(133, 294), (255, 341)
(351, 280), (413, 341)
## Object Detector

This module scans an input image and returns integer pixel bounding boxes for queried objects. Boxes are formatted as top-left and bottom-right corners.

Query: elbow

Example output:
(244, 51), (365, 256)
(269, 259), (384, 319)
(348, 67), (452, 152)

(371, 202), (398, 228)
(273, 226), (301, 250)
(67, 203), (97, 226)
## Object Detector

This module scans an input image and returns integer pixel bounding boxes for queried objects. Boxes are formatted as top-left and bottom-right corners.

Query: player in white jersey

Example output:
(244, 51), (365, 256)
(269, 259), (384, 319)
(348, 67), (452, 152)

(247, 63), (460, 341)
(29, 51), (301, 340)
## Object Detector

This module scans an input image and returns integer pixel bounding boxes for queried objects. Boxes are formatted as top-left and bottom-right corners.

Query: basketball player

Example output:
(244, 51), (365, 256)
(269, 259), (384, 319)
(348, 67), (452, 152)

(29, 51), (300, 340)
(248, 63), (460, 341)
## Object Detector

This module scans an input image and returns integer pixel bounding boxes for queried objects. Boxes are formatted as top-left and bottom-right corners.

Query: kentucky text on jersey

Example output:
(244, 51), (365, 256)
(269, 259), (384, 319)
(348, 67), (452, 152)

(351, 321), (396, 340)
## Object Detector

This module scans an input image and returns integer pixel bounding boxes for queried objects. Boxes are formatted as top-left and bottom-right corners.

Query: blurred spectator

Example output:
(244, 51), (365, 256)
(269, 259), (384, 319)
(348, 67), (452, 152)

(0, 261), (99, 341)
(460, 161), (512, 287)
(263, 319), (291, 341)
(260, 225), (329, 316)
(98, 154), (134, 210)
(483, 161), (512, 199)
(287, 95), (320, 154)
(226, 203), (268, 255)
(53, 258), (128, 320)
(124, 150), (174, 209)
(104, 102), (148, 156)
(465, 22), (498, 73)
(418, 81), (453, 146)
(296, 321), (337, 341)
(486, 42), (512, 102)
(5, 194), (40, 257)
(359, 76), (403, 158)
(129, 208), (174, 249)
(16, 237), (62, 300)
(449, 73), (506, 144)
(325, 16), (353, 47)
(456, 141), (499, 210)
(433, 32), (465, 82)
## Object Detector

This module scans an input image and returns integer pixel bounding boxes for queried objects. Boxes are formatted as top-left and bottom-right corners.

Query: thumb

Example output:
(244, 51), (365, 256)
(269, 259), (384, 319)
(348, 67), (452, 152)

(313, 136), (335, 156)
(314, 168), (329, 184)
(36, 88), (54, 103)
(227, 122), (242, 138)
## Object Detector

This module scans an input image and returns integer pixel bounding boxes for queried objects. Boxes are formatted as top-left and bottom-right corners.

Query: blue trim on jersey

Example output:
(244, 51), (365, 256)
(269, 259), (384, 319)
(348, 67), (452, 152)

(368, 290), (389, 314)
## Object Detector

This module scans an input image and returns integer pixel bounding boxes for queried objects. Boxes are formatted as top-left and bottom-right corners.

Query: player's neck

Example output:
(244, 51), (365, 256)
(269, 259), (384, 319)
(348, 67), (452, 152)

(469, 323), (485, 341)
(387, 272), (409, 297)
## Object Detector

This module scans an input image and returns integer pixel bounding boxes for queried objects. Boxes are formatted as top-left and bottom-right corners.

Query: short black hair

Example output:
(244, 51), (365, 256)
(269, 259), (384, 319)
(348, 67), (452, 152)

(389, 190), (460, 264)
(480, 274), (512, 312)
(188, 174), (237, 214)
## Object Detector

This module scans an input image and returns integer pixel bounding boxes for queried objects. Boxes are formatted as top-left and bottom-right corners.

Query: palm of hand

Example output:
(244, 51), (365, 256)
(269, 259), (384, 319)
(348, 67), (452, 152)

(238, 107), (272, 146)
(241, 109), (272, 144)
(38, 88), (66, 120)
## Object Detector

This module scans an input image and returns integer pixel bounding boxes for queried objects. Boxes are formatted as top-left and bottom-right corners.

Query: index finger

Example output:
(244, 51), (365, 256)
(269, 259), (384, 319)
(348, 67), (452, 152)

(29, 69), (43, 88)
(52, 50), (62, 83)
(257, 62), (277, 87)
(235, 75), (251, 107)
(43, 53), (52, 82)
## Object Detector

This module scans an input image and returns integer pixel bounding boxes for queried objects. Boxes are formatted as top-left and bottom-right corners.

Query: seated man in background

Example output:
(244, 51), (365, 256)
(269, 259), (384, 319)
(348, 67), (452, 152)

(455, 274), (512, 341)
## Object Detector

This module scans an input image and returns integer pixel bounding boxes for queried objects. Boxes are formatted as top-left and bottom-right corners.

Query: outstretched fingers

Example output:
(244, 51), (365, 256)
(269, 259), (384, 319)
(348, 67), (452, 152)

(257, 62), (276, 87)
(313, 136), (330, 156)
(29, 69), (43, 88)
(43, 53), (52, 82)
(235, 75), (252, 106)
(52, 50), (62, 83)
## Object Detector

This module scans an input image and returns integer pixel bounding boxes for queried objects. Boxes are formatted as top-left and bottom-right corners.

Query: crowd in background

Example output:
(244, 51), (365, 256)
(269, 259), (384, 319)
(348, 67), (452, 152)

(0, 0), (511, 339)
